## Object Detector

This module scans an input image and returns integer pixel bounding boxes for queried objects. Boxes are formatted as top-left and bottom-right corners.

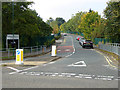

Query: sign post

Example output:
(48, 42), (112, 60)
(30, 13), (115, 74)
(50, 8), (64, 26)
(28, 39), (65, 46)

(16, 49), (23, 65)
(51, 45), (57, 56)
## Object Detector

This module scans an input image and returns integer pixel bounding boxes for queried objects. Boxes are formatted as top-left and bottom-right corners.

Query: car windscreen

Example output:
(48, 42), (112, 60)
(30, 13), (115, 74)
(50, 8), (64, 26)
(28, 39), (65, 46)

(86, 40), (92, 43)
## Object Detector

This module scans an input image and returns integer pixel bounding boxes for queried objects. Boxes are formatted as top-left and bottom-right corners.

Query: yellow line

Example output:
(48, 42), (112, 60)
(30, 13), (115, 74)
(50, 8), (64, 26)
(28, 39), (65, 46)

(95, 50), (118, 68)
(104, 56), (118, 68)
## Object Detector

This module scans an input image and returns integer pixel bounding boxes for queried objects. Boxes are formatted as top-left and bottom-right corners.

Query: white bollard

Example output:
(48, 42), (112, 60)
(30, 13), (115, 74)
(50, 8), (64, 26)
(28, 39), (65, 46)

(51, 45), (57, 56)
(16, 49), (23, 65)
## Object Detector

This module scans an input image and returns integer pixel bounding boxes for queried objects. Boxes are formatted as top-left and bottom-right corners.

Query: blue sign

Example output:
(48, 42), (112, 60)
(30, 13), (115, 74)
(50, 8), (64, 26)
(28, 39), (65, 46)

(17, 50), (20, 55)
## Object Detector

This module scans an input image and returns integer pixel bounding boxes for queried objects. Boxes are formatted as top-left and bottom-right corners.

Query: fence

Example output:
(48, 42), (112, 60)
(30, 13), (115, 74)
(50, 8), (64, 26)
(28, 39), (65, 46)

(1, 45), (52, 58)
(67, 31), (84, 37)
(98, 43), (120, 56)
(94, 38), (110, 45)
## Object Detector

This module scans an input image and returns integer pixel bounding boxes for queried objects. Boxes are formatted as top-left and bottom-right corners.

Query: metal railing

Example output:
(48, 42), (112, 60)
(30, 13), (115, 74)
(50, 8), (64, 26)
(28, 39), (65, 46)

(1, 45), (51, 58)
(98, 43), (120, 56)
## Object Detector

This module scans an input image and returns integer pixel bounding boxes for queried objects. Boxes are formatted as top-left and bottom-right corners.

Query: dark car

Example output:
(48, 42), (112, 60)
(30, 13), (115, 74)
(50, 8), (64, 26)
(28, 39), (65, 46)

(81, 40), (93, 48)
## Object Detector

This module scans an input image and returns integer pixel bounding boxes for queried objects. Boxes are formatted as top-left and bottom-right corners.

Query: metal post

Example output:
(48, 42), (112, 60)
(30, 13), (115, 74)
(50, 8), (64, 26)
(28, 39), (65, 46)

(44, 46), (46, 52)
(42, 46), (44, 53)
(37, 46), (38, 54)
(31, 47), (32, 54)
(40, 46), (42, 53)
(12, 1), (15, 56)
(8, 49), (10, 57)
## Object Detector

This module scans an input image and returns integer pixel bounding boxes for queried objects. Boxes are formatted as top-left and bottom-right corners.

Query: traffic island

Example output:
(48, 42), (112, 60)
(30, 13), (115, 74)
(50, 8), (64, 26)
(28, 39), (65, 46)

(1, 56), (62, 67)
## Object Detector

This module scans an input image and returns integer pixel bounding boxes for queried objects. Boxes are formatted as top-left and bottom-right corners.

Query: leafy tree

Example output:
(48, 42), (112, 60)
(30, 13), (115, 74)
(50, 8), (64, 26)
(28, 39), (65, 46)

(55, 17), (65, 27)
(104, 0), (120, 42)
(47, 17), (65, 34)
(2, 2), (53, 47)
(79, 11), (101, 39)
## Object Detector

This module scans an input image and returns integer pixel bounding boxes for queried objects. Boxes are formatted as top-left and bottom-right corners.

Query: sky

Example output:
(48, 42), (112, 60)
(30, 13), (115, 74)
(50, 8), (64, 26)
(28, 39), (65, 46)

(29, 0), (110, 22)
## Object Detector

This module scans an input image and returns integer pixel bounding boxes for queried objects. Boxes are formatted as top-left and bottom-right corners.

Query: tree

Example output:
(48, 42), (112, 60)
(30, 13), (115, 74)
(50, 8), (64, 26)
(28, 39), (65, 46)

(104, 0), (120, 42)
(47, 17), (65, 34)
(78, 11), (101, 39)
(2, 2), (53, 47)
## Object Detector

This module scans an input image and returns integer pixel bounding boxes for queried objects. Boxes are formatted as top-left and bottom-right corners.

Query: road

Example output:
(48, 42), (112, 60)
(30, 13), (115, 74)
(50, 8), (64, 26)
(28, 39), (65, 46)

(2, 34), (119, 89)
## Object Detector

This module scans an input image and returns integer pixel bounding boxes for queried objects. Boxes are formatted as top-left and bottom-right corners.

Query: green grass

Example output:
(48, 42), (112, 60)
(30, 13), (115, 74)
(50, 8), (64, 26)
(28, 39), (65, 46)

(2, 56), (15, 60)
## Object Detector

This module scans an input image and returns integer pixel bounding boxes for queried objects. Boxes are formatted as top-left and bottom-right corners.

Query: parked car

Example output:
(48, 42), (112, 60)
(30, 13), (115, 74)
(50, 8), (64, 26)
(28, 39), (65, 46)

(79, 37), (85, 45)
(62, 33), (67, 36)
(76, 36), (81, 41)
(81, 40), (93, 48)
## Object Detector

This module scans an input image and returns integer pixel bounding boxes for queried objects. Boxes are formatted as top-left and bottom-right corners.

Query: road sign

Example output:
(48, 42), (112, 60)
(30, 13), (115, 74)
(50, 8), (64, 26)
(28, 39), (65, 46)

(16, 49), (23, 65)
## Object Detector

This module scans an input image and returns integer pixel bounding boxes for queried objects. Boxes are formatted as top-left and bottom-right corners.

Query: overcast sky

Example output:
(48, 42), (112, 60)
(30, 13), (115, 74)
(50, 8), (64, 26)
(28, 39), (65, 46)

(29, 0), (110, 22)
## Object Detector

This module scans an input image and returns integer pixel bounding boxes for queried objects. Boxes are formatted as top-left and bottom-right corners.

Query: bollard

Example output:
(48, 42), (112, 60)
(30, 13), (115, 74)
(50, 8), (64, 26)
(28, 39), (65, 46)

(15, 49), (23, 65)
(8, 49), (10, 57)
(51, 45), (57, 56)
(42, 46), (44, 53)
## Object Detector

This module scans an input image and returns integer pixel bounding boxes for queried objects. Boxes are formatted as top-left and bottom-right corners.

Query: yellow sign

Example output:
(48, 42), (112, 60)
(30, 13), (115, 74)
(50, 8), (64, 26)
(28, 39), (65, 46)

(55, 49), (57, 55)
(17, 55), (20, 61)
(16, 49), (24, 65)
(21, 51), (23, 61)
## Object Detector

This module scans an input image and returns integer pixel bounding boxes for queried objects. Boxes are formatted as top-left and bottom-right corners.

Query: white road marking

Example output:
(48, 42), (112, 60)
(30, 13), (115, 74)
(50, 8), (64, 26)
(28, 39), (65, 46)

(22, 66), (39, 71)
(65, 49), (70, 51)
(7, 66), (39, 75)
(43, 61), (56, 66)
(68, 61), (86, 67)
(7, 67), (21, 72)
(17, 71), (116, 81)
(57, 50), (61, 52)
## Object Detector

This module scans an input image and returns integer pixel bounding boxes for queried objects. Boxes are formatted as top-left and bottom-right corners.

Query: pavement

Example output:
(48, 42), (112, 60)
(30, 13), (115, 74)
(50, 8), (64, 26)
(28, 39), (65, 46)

(1, 35), (64, 66)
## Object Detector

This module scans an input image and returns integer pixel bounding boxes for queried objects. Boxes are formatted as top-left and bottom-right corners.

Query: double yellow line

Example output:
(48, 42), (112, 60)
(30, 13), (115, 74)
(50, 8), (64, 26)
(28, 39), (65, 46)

(95, 50), (118, 69)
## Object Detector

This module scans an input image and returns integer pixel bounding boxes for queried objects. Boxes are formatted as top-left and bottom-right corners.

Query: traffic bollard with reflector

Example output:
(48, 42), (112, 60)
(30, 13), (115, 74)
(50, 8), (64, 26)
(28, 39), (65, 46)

(16, 49), (23, 65)
(51, 45), (57, 56)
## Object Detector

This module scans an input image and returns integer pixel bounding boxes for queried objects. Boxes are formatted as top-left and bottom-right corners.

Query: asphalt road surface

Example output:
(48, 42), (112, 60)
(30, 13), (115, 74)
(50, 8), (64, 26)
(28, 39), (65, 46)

(2, 34), (119, 88)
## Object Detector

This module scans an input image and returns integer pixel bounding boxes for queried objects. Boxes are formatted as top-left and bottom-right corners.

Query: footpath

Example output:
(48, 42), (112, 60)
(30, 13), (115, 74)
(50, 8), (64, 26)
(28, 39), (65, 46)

(1, 36), (64, 67)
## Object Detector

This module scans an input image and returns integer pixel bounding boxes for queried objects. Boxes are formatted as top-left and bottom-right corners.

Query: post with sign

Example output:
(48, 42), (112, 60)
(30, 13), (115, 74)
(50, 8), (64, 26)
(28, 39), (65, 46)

(16, 49), (23, 65)
(51, 45), (57, 57)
